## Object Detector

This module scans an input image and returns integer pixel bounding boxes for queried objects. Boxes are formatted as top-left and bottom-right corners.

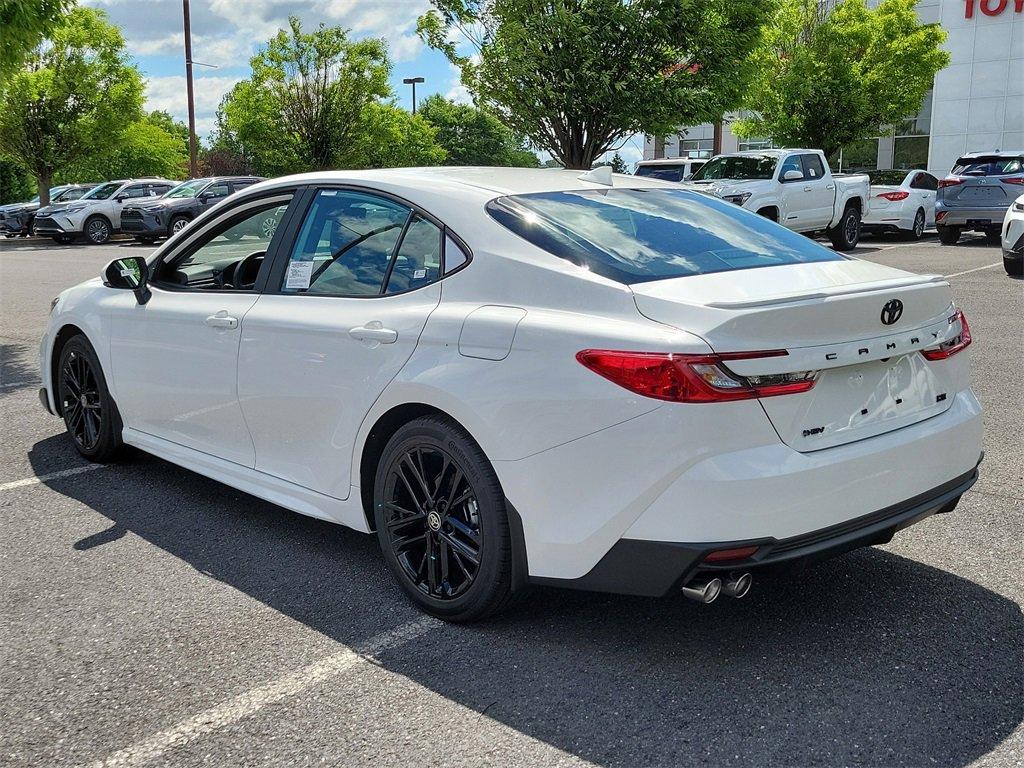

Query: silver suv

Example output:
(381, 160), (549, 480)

(33, 178), (178, 244)
(935, 151), (1024, 245)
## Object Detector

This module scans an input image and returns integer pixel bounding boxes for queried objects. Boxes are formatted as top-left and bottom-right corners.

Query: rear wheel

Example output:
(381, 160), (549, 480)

(828, 205), (861, 251)
(84, 215), (112, 245)
(57, 335), (123, 462)
(373, 416), (514, 622)
(908, 208), (926, 240)
(937, 225), (961, 245)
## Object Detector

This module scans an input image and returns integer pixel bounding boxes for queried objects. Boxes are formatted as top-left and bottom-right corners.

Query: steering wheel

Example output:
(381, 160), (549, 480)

(231, 250), (265, 290)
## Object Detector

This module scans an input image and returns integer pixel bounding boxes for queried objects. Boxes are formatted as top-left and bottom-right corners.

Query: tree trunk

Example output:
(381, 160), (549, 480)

(37, 170), (53, 207)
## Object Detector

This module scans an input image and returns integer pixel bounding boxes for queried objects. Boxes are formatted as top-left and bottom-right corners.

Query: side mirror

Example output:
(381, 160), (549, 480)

(782, 169), (804, 182)
(198, 192), (211, 202)
(103, 256), (151, 304)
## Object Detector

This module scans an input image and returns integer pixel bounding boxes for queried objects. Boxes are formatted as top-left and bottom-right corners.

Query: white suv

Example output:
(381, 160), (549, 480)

(33, 178), (178, 244)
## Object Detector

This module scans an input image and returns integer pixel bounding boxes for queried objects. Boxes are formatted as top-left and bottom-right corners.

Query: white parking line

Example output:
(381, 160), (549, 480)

(86, 616), (442, 768)
(946, 262), (1002, 278)
(0, 464), (103, 491)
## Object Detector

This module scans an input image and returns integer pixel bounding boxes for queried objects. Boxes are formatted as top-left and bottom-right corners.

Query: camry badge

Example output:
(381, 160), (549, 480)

(880, 299), (903, 325)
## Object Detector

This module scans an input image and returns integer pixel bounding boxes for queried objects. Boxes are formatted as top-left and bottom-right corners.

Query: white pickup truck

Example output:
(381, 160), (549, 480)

(686, 149), (870, 250)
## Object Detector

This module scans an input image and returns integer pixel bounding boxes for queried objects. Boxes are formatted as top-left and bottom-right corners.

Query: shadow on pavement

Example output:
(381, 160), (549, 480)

(1, 342), (40, 393)
(29, 434), (1024, 767)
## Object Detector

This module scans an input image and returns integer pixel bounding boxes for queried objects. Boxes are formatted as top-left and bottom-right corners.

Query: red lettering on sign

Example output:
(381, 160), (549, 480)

(982, 0), (1007, 15)
(966, 0), (1023, 15)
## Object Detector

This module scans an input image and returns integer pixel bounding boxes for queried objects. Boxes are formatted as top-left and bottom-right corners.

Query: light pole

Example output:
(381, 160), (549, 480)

(182, 0), (198, 178)
(403, 76), (425, 114)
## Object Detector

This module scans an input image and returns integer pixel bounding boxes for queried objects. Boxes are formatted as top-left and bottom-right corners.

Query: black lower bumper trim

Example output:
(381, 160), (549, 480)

(531, 460), (982, 597)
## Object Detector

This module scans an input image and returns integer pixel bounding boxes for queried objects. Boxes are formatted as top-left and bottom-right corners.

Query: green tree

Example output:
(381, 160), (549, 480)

(62, 111), (188, 181)
(596, 152), (629, 173)
(419, 0), (771, 169)
(0, 0), (72, 78)
(0, 157), (34, 203)
(734, 0), (949, 158)
(0, 7), (144, 205)
(217, 17), (391, 175)
(417, 95), (538, 166)
(355, 103), (447, 168)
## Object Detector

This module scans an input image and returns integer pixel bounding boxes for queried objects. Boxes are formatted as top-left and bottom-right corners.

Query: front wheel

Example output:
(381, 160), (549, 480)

(828, 205), (861, 251)
(169, 215), (191, 236)
(373, 416), (514, 622)
(57, 335), (123, 462)
(84, 216), (112, 245)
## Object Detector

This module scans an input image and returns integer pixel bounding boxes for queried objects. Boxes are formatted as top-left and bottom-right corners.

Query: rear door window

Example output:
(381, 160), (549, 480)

(800, 154), (826, 180)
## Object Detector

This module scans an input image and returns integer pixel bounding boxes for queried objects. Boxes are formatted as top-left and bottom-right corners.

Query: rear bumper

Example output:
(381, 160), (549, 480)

(534, 461), (980, 596)
(935, 203), (1009, 228)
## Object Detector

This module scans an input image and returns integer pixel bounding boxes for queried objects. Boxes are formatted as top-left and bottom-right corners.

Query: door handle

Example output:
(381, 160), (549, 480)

(826, 184), (835, 190)
(803, 186), (813, 192)
(205, 311), (238, 329)
(349, 321), (398, 344)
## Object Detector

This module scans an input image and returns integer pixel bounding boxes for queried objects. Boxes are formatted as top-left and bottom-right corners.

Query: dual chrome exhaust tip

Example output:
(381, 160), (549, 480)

(681, 573), (752, 603)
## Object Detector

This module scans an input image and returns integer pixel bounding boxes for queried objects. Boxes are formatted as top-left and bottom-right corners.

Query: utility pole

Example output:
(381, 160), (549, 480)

(183, 0), (198, 178)
(403, 76), (425, 114)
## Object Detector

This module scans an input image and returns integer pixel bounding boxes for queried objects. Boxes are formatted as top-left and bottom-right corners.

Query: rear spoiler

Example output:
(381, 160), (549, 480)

(704, 274), (948, 309)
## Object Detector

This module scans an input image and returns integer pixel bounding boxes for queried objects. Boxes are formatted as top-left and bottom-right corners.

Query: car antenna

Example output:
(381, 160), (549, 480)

(578, 166), (614, 186)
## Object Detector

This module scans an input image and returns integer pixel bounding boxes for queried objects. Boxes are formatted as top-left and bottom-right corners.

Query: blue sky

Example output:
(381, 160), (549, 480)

(83, 0), (644, 166)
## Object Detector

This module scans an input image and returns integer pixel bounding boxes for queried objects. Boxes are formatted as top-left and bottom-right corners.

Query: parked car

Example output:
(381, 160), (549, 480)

(33, 178), (178, 244)
(935, 150), (1024, 245)
(687, 149), (870, 250)
(0, 184), (98, 237)
(121, 176), (265, 243)
(39, 168), (982, 620)
(1001, 192), (1024, 275)
(634, 157), (706, 182)
(862, 169), (938, 239)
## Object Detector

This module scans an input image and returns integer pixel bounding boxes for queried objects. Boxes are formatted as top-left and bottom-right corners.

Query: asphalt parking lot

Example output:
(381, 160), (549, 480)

(1, 233), (1021, 767)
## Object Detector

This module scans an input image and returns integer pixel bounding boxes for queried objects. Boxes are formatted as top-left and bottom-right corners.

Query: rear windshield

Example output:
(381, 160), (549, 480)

(951, 156), (1023, 176)
(486, 188), (844, 285)
(690, 155), (776, 181)
(867, 170), (909, 186)
(635, 163), (702, 182)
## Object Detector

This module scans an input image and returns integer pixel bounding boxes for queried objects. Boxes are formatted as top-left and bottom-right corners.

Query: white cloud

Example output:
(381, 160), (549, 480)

(144, 74), (241, 137)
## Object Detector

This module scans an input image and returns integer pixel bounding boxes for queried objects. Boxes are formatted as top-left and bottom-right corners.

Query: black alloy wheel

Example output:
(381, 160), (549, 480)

(381, 444), (482, 600)
(56, 336), (123, 462)
(59, 348), (103, 452)
(373, 416), (515, 621)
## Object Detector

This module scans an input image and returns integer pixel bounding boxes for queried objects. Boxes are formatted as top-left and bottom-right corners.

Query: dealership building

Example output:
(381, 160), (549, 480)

(644, 0), (1023, 176)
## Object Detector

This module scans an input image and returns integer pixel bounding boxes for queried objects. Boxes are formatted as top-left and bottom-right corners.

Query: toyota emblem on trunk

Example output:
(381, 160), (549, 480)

(880, 299), (904, 325)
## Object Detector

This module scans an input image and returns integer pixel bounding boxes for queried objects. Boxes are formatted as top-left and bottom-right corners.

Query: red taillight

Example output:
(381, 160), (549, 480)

(921, 310), (972, 361)
(1001, 177), (1024, 185)
(877, 190), (910, 201)
(935, 210), (947, 222)
(938, 177), (963, 188)
(704, 545), (759, 563)
(576, 349), (818, 403)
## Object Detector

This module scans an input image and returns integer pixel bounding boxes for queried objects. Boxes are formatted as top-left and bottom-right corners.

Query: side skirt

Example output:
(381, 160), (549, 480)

(121, 428), (371, 532)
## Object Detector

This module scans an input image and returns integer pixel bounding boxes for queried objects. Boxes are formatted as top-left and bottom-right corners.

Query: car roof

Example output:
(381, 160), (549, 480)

(240, 166), (675, 199)
(957, 150), (1024, 159)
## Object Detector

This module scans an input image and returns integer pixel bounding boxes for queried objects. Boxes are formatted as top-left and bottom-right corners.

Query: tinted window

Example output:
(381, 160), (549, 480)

(56, 187), (88, 202)
(160, 198), (292, 289)
(82, 182), (121, 200)
(951, 156), (1023, 176)
(487, 188), (844, 285)
(915, 173), (938, 190)
(692, 155), (776, 181)
(166, 179), (211, 199)
(385, 216), (442, 294)
(122, 185), (151, 198)
(778, 155), (803, 180)
(149, 184), (174, 196)
(801, 154), (826, 180)
(867, 170), (909, 186)
(204, 182), (231, 199)
(284, 189), (410, 296)
(231, 179), (259, 192)
(635, 165), (686, 182)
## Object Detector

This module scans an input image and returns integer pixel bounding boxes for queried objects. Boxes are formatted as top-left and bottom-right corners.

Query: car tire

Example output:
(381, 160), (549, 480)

(56, 335), (124, 463)
(828, 205), (861, 251)
(907, 208), (926, 240)
(84, 215), (112, 245)
(169, 215), (191, 237)
(1005, 256), (1023, 276)
(937, 225), (961, 245)
(985, 229), (1002, 246)
(373, 415), (515, 622)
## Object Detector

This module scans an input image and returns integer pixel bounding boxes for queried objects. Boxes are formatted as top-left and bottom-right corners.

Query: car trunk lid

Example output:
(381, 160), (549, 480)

(631, 260), (962, 451)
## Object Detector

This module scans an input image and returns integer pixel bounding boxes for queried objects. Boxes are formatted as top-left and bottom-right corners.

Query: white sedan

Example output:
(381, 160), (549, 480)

(862, 169), (939, 239)
(39, 167), (983, 621)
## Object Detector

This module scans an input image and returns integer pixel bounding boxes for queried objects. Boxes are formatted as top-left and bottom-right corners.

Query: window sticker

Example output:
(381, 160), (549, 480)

(413, 268), (427, 279)
(285, 260), (314, 290)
